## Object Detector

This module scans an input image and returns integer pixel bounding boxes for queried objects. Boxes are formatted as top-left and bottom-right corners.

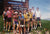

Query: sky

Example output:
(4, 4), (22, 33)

(29, 0), (50, 19)
(12, 0), (25, 2)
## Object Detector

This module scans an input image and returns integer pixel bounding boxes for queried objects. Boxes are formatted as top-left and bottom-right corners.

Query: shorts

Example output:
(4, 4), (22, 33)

(20, 20), (24, 25)
(20, 20), (25, 27)
(25, 21), (29, 24)
(3, 16), (7, 21)
(36, 17), (40, 21)
(20, 25), (25, 27)
(33, 15), (35, 19)
(14, 21), (18, 26)
(30, 18), (32, 21)
(7, 17), (12, 22)
(14, 21), (18, 24)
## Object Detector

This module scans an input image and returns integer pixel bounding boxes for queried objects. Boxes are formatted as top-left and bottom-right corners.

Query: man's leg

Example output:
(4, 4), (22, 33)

(13, 24), (16, 34)
(13, 24), (15, 31)
(19, 24), (21, 34)
(35, 21), (37, 28)
(24, 26), (26, 34)
(28, 23), (29, 32)
(6, 22), (8, 30)
(39, 21), (41, 27)
(33, 20), (36, 29)
(31, 21), (33, 30)
(16, 24), (19, 32)
(4, 20), (6, 29)
(21, 27), (22, 34)
(19, 27), (21, 34)
(9, 22), (11, 30)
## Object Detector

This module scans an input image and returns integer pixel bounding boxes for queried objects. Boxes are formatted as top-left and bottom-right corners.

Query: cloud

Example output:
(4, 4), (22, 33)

(29, 0), (50, 19)
(47, 6), (50, 11)
(40, 4), (50, 19)
(41, 12), (50, 19)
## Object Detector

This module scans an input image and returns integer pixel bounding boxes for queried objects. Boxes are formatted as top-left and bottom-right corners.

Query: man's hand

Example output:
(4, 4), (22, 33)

(3, 18), (5, 20)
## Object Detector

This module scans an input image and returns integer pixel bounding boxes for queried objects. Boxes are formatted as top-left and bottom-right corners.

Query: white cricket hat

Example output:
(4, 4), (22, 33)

(8, 7), (11, 9)
(15, 12), (18, 14)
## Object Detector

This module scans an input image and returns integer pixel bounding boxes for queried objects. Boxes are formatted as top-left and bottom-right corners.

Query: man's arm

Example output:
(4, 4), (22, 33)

(2, 11), (5, 20)
(35, 15), (36, 19)
(19, 21), (20, 25)
(6, 11), (8, 16)
(3, 12), (4, 18)
(39, 11), (41, 19)
(19, 20), (20, 27)
(13, 19), (14, 25)
(40, 13), (41, 19)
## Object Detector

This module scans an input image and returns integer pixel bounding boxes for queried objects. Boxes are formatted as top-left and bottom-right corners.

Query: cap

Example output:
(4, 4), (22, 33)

(8, 7), (11, 9)
(26, 12), (28, 14)
(15, 12), (18, 14)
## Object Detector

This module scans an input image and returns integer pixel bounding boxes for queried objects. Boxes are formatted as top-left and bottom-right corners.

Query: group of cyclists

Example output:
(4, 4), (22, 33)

(3, 7), (41, 34)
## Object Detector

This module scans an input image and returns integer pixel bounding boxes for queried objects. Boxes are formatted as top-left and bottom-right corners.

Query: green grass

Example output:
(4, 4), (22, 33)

(41, 20), (50, 31)
(0, 15), (4, 32)
(0, 15), (50, 32)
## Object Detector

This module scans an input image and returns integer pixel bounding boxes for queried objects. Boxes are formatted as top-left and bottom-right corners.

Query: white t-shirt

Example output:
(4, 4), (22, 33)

(35, 11), (41, 17)
(31, 9), (35, 15)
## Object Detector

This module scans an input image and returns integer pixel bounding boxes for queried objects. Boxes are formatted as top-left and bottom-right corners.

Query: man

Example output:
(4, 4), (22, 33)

(35, 7), (41, 28)
(31, 7), (36, 29)
(6, 7), (12, 31)
(23, 10), (30, 32)
(28, 9), (33, 30)
(3, 8), (7, 29)
(19, 13), (25, 34)
(13, 12), (19, 34)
